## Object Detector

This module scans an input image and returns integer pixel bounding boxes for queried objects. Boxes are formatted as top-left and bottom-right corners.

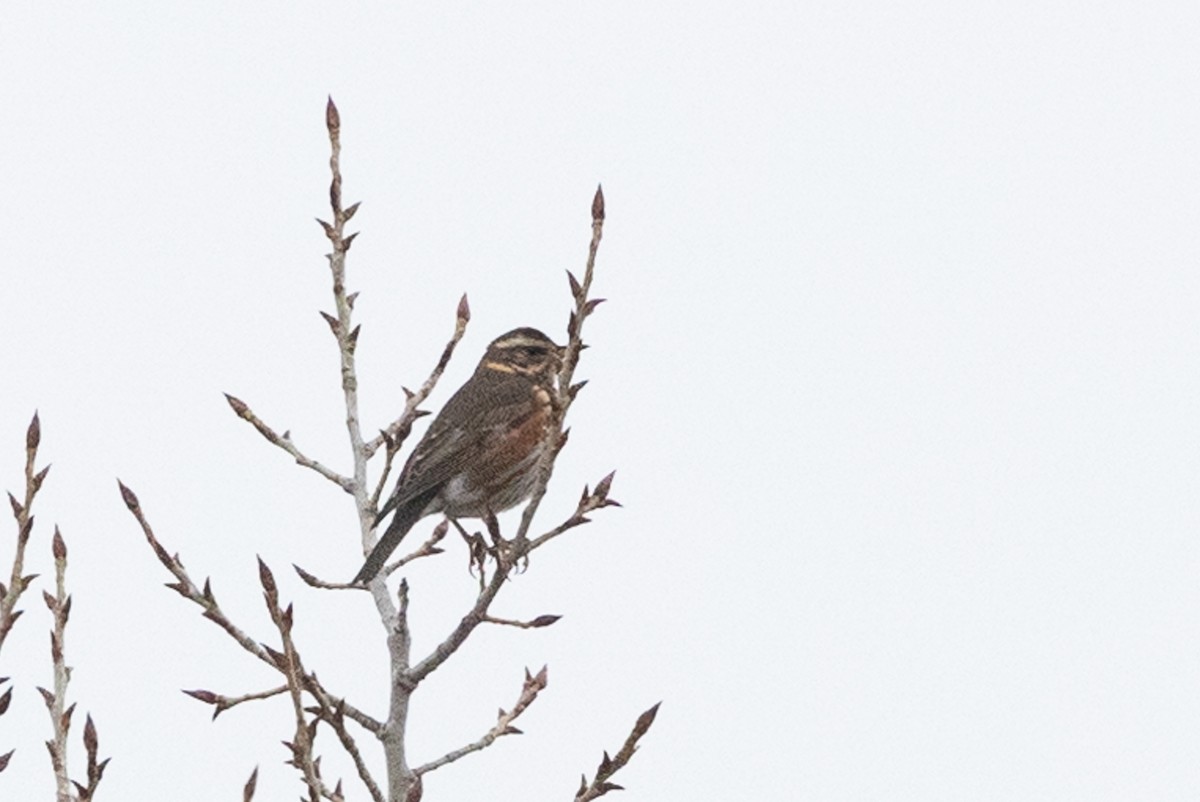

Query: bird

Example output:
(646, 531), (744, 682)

(353, 327), (563, 584)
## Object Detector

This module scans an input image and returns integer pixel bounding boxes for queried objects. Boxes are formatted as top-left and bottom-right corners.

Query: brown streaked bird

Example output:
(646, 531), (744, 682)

(353, 327), (563, 584)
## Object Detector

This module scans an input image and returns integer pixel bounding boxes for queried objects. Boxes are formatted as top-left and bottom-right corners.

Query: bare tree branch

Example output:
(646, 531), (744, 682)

(482, 614), (562, 630)
(115, 104), (648, 802)
(258, 558), (377, 802)
(1, 412), (48, 774)
(316, 97), (419, 799)
(75, 713), (108, 802)
(183, 685), (290, 720)
(306, 690), (386, 802)
(362, 296), (470, 536)
(118, 480), (383, 736)
(573, 703), (660, 802)
(1, 411), (47, 656)
(526, 471), (621, 553)
(413, 666), (549, 776)
(363, 295), (470, 462)
(382, 520), (448, 578)
(405, 563), (509, 685)
(316, 97), (373, 539)
(258, 558), (323, 802)
(292, 565), (361, 591)
(41, 528), (73, 802)
(224, 394), (354, 492)
(39, 527), (110, 802)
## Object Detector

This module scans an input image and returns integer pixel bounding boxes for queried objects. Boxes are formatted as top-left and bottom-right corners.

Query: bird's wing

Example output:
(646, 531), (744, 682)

(375, 373), (538, 522)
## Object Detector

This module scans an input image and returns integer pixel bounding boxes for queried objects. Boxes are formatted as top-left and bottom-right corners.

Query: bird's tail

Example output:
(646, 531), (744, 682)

(353, 489), (438, 584)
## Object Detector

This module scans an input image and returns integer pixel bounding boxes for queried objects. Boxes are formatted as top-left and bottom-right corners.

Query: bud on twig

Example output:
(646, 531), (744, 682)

(325, 96), (340, 134)
(593, 471), (615, 501)
(224, 393), (249, 416)
(257, 557), (277, 597)
(116, 481), (140, 512)
(31, 465), (50, 494)
(83, 714), (98, 756)
(243, 766), (259, 802)
(26, 411), (41, 451)
(183, 689), (220, 705)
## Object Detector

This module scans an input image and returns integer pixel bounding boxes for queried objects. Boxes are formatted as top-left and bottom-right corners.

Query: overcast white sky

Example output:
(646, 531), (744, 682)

(2, 2), (1198, 800)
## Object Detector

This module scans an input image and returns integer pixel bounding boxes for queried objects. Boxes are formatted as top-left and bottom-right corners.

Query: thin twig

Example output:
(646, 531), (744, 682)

(77, 713), (108, 802)
(38, 528), (111, 802)
(258, 559), (322, 802)
(511, 184), (607, 552)
(405, 564), (509, 685)
(368, 433), (400, 511)
(413, 666), (548, 776)
(573, 703), (661, 802)
(318, 97), (415, 800)
(1, 411), (47, 655)
(1, 414), (44, 774)
(482, 614), (562, 630)
(307, 691), (386, 802)
(183, 685), (290, 720)
(42, 528), (72, 802)
(526, 471), (620, 553)
(224, 394), (353, 492)
(317, 98), (372, 537)
(293, 565), (361, 591)
(383, 520), (448, 577)
(118, 481), (382, 735)
(362, 296), (470, 462)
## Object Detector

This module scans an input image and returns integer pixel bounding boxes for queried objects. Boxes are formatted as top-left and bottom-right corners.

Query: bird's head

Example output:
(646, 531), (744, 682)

(480, 327), (564, 380)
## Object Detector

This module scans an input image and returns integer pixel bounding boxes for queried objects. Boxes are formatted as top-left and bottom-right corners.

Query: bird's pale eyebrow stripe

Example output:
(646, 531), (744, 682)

(494, 335), (548, 349)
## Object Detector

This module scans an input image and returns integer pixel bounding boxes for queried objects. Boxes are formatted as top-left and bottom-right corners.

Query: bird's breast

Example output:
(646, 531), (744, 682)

(440, 384), (554, 517)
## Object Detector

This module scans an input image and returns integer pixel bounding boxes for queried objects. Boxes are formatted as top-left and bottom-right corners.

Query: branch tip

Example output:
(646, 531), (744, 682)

(26, 411), (41, 451)
(325, 97), (340, 132)
(243, 766), (259, 802)
(116, 480), (140, 512)
(52, 528), (67, 561)
(256, 556), (277, 596)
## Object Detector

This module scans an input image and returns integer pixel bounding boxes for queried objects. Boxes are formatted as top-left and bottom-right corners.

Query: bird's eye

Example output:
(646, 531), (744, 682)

(523, 346), (545, 358)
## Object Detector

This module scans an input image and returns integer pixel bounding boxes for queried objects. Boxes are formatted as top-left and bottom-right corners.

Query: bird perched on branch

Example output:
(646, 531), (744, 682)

(354, 327), (563, 584)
